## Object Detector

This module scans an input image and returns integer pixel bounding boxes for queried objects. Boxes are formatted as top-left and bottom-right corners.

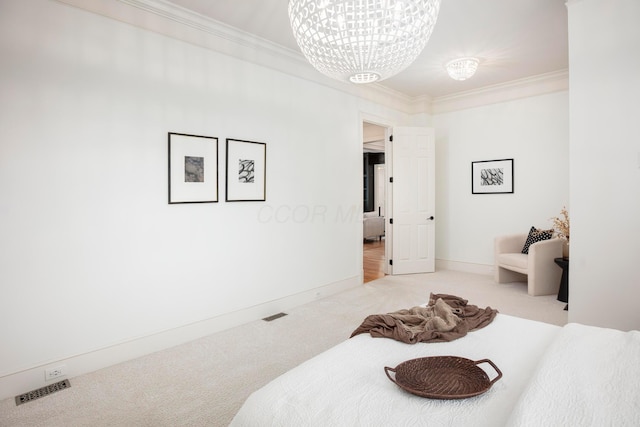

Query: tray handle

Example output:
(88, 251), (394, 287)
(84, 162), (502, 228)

(384, 366), (398, 385)
(474, 359), (503, 386)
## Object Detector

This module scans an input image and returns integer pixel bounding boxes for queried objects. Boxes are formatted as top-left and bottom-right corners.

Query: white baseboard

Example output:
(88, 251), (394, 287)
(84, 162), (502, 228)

(436, 259), (493, 276)
(0, 275), (361, 401)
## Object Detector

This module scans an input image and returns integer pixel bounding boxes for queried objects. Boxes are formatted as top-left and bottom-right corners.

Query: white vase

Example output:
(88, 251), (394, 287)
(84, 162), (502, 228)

(562, 241), (570, 259)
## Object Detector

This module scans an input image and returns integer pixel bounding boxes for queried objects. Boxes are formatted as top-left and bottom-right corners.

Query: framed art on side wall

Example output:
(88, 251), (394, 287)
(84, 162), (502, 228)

(471, 158), (514, 194)
(168, 132), (218, 204)
(225, 138), (266, 202)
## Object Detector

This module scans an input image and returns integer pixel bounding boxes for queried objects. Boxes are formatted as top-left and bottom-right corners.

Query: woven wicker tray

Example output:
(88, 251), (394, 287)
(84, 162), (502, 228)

(384, 356), (502, 399)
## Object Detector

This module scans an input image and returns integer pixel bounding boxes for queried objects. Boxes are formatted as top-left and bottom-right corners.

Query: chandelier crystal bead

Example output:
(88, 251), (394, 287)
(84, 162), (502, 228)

(288, 0), (441, 84)
(445, 57), (479, 81)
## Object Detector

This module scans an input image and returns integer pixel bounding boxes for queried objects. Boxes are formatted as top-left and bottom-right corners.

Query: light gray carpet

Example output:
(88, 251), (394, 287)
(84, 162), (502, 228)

(0, 270), (567, 427)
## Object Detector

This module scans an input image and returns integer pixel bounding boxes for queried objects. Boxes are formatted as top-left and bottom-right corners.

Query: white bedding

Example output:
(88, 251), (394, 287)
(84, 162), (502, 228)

(507, 323), (640, 427)
(230, 314), (560, 427)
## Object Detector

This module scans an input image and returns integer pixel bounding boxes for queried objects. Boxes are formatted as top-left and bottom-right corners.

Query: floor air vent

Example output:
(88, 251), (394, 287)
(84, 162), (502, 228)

(262, 312), (288, 322)
(15, 379), (71, 406)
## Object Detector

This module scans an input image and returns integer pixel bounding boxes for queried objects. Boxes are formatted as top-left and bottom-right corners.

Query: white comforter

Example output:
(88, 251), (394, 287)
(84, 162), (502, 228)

(507, 323), (640, 426)
(230, 314), (560, 427)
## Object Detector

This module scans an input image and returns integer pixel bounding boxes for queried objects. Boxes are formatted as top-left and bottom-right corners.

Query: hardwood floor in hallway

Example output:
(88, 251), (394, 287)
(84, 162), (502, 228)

(363, 238), (385, 283)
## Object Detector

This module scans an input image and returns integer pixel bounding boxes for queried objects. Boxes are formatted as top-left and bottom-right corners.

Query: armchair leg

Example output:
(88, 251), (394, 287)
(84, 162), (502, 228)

(495, 267), (527, 284)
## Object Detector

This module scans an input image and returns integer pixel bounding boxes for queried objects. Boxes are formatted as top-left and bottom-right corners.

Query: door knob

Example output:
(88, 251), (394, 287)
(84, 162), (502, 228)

(427, 216), (434, 220)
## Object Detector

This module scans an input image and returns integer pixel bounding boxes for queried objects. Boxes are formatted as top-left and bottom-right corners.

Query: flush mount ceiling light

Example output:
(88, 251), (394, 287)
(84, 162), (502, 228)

(288, 0), (441, 84)
(445, 57), (479, 81)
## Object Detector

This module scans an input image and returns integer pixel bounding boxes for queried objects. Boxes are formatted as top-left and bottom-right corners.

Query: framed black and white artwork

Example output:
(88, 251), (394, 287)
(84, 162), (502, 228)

(168, 132), (218, 204)
(225, 138), (266, 202)
(471, 158), (514, 194)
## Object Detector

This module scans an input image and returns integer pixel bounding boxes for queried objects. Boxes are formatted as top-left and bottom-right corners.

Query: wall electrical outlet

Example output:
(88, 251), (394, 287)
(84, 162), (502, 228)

(45, 365), (66, 381)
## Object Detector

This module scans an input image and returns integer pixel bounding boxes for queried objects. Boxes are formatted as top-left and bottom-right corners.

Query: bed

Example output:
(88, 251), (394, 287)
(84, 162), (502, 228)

(230, 306), (640, 427)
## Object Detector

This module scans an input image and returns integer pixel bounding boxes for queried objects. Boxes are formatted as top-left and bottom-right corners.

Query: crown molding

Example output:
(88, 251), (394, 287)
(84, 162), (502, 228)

(55, 0), (308, 70)
(431, 69), (569, 114)
(55, 0), (415, 113)
(55, 0), (569, 116)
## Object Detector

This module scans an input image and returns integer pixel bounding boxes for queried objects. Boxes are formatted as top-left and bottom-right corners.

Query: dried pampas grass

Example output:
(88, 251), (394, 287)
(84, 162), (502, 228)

(551, 207), (570, 241)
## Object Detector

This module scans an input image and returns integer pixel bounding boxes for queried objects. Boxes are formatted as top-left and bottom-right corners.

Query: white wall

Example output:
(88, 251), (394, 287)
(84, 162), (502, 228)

(0, 0), (411, 398)
(567, 0), (640, 331)
(432, 93), (570, 267)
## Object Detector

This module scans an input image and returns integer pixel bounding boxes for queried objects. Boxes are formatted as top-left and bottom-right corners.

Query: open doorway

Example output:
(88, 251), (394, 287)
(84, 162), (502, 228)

(363, 122), (387, 282)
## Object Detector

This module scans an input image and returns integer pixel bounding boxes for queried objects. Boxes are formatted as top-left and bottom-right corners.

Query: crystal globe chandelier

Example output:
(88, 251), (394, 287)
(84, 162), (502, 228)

(445, 57), (479, 81)
(288, 0), (441, 84)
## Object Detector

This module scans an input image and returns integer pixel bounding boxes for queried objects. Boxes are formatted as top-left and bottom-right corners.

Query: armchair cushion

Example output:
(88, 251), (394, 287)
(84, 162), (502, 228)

(521, 226), (553, 254)
(497, 253), (528, 272)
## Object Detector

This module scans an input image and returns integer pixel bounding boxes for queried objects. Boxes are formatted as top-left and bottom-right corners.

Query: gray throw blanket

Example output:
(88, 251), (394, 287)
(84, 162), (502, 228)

(350, 293), (498, 344)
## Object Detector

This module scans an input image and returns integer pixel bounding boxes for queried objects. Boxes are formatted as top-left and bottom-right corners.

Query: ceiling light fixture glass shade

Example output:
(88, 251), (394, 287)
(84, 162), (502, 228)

(288, 0), (441, 84)
(445, 57), (479, 81)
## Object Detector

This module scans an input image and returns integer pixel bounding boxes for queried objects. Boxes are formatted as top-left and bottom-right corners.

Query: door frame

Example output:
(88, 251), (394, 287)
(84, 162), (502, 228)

(360, 113), (395, 278)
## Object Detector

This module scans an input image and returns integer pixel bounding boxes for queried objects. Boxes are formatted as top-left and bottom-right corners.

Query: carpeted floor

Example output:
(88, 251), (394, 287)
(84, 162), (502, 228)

(0, 270), (567, 427)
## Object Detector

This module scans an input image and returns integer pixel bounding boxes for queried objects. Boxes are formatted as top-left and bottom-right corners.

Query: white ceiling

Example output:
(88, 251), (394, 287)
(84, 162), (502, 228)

(167, 0), (569, 99)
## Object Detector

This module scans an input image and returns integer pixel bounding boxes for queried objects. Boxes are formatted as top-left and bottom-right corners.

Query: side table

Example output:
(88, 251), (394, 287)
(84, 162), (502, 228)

(554, 257), (569, 310)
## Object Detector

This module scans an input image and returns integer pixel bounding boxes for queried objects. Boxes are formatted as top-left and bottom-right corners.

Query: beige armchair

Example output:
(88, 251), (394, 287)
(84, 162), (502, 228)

(494, 233), (564, 296)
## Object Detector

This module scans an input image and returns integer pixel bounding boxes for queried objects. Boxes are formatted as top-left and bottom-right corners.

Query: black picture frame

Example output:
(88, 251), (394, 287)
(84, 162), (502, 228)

(168, 132), (219, 204)
(471, 158), (514, 194)
(225, 138), (267, 202)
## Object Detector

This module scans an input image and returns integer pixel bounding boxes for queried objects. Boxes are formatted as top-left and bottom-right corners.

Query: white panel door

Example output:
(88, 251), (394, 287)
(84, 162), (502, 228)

(390, 127), (435, 274)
